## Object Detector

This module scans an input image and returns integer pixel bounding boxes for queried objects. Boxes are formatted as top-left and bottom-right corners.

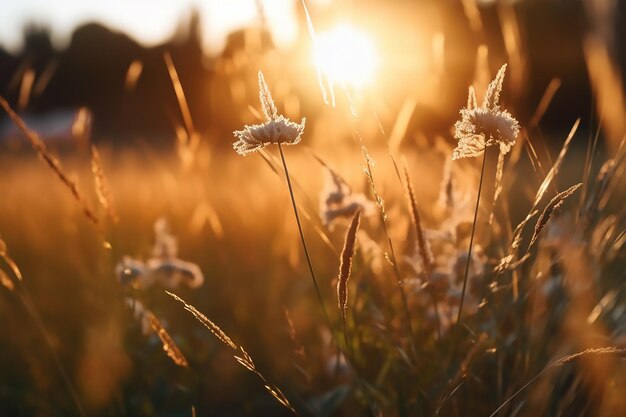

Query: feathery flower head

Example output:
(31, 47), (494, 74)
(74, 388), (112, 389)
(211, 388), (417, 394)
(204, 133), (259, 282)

(116, 256), (151, 288)
(116, 218), (204, 289)
(453, 64), (520, 160)
(146, 257), (204, 289)
(233, 71), (306, 156)
(319, 167), (376, 230)
(152, 217), (178, 259)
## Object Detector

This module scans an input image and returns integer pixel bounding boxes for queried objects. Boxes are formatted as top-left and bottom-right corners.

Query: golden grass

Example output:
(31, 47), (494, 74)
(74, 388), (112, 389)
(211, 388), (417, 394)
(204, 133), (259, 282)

(403, 163), (433, 274)
(167, 291), (238, 350)
(0, 6), (624, 412)
(146, 311), (189, 368)
(90, 145), (119, 224)
(0, 97), (99, 225)
(529, 182), (582, 248)
(0, 125), (623, 416)
(336, 209), (360, 319)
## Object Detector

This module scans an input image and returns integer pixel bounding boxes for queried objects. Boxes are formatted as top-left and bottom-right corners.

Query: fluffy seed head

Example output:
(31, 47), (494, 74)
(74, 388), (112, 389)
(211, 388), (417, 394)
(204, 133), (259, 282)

(319, 167), (375, 229)
(453, 64), (520, 160)
(233, 71), (305, 156)
(258, 71), (278, 121)
(233, 116), (306, 156)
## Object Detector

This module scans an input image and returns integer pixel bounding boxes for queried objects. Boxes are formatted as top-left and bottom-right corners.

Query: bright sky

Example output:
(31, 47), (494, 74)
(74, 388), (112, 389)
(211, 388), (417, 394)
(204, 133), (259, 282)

(0, 0), (299, 54)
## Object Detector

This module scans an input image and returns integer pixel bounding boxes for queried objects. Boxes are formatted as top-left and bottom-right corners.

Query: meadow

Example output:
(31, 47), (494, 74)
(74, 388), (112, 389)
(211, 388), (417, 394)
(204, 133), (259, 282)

(1, 1), (626, 416)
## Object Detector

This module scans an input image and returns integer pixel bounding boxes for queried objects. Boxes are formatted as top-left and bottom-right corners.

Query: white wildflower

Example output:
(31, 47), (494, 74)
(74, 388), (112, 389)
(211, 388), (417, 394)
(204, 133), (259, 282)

(115, 218), (204, 289)
(146, 258), (204, 289)
(453, 64), (520, 160)
(116, 256), (152, 288)
(321, 166), (351, 207)
(319, 167), (376, 230)
(233, 71), (306, 156)
(152, 217), (178, 259)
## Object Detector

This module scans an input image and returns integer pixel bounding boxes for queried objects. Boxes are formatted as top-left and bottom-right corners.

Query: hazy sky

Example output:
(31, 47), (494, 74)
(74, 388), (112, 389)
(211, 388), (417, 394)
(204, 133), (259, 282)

(0, 0), (299, 54)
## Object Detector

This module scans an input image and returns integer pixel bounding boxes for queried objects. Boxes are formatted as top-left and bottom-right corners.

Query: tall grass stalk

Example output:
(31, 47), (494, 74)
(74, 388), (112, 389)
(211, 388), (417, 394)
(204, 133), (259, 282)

(277, 143), (331, 328)
(1, 240), (86, 417)
(362, 151), (418, 360)
(278, 144), (381, 415)
(17, 283), (87, 417)
(455, 147), (488, 331)
(0, 97), (99, 226)
(337, 209), (360, 356)
(403, 164), (441, 340)
(489, 347), (626, 417)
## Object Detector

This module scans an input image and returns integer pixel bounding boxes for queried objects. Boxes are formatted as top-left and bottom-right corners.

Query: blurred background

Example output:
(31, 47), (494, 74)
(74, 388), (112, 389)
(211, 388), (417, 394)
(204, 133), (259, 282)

(0, 0), (623, 149)
(1, 1), (625, 416)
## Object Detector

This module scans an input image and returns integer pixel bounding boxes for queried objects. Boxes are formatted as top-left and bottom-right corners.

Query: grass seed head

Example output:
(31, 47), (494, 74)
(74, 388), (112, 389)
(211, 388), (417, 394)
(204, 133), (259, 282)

(530, 183), (582, 248)
(453, 64), (520, 160)
(146, 311), (189, 368)
(337, 209), (361, 318)
(233, 71), (305, 156)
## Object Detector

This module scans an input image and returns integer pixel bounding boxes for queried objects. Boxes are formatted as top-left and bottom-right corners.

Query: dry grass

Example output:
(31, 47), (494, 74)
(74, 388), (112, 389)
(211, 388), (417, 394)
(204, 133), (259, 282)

(336, 209), (360, 320)
(1, 3), (625, 416)
(0, 97), (99, 226)
(0, 121), (624, 416)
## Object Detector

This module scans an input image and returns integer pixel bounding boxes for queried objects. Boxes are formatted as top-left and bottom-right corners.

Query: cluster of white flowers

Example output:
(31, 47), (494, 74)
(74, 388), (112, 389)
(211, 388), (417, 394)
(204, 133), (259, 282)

(116, 218), (204, 290)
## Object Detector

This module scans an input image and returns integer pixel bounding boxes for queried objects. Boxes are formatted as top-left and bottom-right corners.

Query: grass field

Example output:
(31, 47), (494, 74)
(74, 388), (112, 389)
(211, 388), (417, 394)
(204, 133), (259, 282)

(1, 2), (626, 416)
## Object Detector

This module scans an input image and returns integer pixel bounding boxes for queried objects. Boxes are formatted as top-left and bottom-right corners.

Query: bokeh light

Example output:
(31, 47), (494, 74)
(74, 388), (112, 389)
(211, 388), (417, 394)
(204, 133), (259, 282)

(314, 25), (378, 88)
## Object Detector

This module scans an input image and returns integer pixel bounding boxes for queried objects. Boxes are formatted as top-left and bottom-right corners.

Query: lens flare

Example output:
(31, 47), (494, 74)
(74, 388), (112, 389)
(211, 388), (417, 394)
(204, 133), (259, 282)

(314, 25), (378, 88)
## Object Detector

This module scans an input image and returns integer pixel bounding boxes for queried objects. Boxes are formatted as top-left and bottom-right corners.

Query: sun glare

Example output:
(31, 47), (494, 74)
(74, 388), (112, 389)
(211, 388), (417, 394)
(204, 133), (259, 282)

(314, 25), (378, 88)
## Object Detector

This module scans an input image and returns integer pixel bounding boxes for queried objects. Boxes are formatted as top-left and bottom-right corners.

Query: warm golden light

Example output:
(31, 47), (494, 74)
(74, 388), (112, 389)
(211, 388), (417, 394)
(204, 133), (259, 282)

(314, 25), (378, 88)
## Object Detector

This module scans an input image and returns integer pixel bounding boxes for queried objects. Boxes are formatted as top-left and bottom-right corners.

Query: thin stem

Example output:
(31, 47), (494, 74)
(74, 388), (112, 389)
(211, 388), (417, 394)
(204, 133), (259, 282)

(342, 314), (351, 355)
(363, 154), (417, 359)
(455, 147), (488, 327)
(277, 143), (332, 327)
(430, 290), (442, 341)
(18, 284), (87, 417)
(383, 222), (418, 356)
(350, 112), (416, 359)
(277, 144), (379, 416)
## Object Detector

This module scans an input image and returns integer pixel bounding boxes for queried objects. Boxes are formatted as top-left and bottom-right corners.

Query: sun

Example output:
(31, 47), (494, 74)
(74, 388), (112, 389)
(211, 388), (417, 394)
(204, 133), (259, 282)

(314, 25), (378, 88)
